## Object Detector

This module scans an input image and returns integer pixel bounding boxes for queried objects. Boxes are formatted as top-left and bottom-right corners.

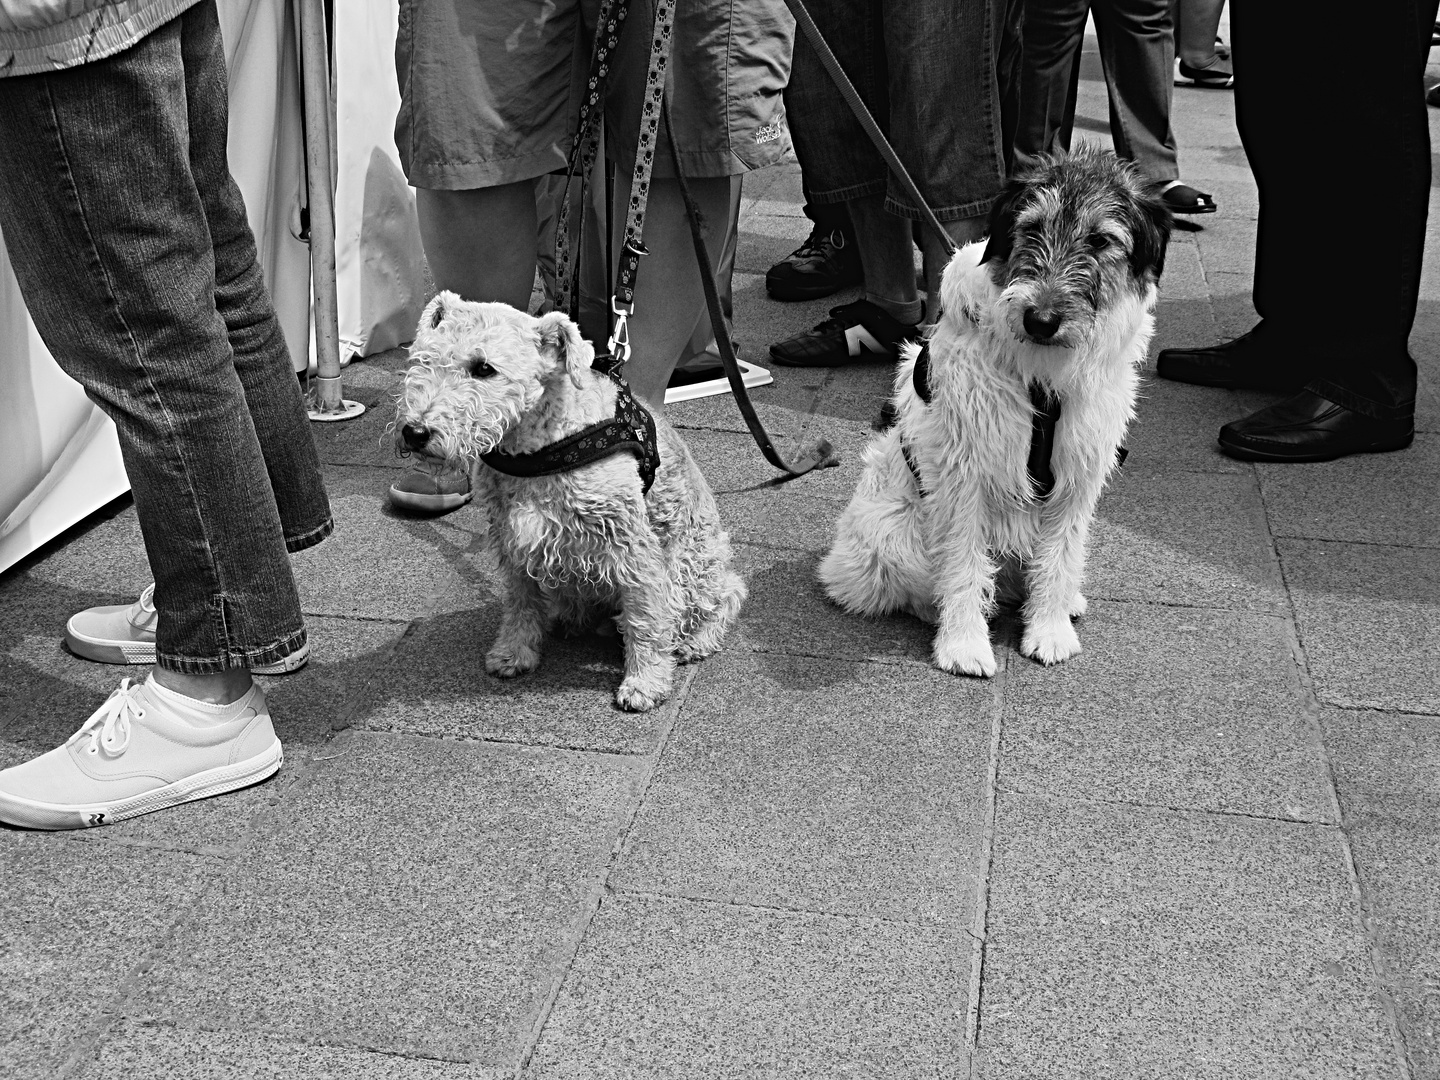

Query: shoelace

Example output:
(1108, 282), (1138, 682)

(66, 678), (146, 758)
(789, 228), (844, 265)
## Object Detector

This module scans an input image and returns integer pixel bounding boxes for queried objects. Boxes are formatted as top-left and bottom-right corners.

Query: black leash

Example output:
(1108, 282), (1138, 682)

(780, 0), (956, 260)
(662, 98), (835, 479)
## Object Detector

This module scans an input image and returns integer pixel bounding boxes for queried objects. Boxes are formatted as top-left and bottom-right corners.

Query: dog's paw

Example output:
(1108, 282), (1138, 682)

(933, 631), (998, 678)
(485, 643), (540, 678)
(1021, 617), (1082, 666)
(1068, 592), (1088, 618)
(615, 674), (671, 712)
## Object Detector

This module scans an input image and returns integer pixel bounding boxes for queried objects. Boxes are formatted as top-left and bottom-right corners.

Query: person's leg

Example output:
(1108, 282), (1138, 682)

(0, 13), (308, 681)
(1013, 0), (1091, 172)
(184, 0), (332, 564)
(1173, 0), (1230, 69)
(416, 183), (539, 309)
(882, 0), (1012, 307)
(0, 5), (305, 828)
(1212, 0), (1433, 461)
(391, 0), (591, 509)
(1091, 0), (1180, 182)
(847, 195), (923, 324)
(610, 172), (732, 411)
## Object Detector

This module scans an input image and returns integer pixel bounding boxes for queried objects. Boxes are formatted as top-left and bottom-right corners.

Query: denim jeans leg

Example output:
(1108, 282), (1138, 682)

(0, 4), (324, 673)
(179, 1), (333, 554)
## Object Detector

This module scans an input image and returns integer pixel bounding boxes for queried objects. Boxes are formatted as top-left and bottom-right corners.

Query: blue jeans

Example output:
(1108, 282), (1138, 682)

(0, 0), (331, 673)
(786, 0), (1021, 222)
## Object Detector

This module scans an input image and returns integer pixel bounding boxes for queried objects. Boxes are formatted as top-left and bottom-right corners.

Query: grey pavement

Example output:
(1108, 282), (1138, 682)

(4, 35), (1440, 1080)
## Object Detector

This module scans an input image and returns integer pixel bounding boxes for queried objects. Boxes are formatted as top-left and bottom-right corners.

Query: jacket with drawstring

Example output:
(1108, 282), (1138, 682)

(0, 0), (200, 77)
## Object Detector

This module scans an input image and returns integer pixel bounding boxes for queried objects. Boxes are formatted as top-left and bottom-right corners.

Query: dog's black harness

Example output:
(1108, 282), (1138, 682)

(479, 367), (660, 494)
(902, 342), (1124, 500)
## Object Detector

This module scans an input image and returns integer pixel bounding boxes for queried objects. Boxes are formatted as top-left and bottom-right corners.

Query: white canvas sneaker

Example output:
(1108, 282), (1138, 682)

(64, 585), (309, 674)
(0, 676), (283, 830)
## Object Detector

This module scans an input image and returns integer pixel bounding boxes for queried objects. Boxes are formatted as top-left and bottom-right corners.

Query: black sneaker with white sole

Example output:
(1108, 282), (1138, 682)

(768, 299), (920, 368)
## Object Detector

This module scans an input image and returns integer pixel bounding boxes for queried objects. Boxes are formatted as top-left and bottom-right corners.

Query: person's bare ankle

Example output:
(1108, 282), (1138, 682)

(152, 666), (254, 705)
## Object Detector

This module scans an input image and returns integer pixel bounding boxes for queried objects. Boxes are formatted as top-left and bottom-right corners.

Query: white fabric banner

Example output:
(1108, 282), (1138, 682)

(334, 0), (429, 362)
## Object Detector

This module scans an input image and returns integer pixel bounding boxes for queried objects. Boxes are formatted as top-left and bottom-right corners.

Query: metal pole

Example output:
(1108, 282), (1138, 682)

(299, 0), (363, 421)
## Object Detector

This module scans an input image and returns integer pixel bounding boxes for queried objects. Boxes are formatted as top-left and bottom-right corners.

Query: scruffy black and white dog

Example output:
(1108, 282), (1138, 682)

(394, 294), (745, 712)
(819, 146), (1171, 676)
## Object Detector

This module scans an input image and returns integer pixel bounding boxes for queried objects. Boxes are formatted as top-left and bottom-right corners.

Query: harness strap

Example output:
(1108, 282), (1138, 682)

(903, 345), (1067, 501)
(479, 376), (660, 494)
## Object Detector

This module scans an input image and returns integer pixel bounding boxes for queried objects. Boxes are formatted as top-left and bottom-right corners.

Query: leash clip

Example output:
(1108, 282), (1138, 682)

(607, 297), (634, 364)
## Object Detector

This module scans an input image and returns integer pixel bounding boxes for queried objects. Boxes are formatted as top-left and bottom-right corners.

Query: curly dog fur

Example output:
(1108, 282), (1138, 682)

(395, 294), (745, 711)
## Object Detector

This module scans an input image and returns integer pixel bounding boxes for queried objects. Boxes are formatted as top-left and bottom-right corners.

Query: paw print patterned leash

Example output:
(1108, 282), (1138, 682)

(553, 0), (678, 372)
(553, 0), (626, 322)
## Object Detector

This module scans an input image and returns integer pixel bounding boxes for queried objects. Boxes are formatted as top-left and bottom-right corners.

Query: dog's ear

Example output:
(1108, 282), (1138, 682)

(980, 177), (1030, 267)
(1129, 183), (1173, 283)
(417, 292), (453, 338)
(536, 309), (595, 387)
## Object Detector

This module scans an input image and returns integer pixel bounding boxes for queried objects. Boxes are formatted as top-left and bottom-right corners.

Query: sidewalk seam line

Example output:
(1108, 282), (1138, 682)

(964, 647), (1006, 1076)
(1260, 458), (1418, 1078)
(513, 663), (701, 1077)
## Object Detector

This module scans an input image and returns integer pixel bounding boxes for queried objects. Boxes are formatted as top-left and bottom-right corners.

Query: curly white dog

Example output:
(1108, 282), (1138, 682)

(819, 147), (1171, 676)
(394, 294), (745, 711)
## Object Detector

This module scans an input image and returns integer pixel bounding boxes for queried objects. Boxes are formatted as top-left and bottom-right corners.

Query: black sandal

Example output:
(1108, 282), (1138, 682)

(1161, 183), (1218, 215)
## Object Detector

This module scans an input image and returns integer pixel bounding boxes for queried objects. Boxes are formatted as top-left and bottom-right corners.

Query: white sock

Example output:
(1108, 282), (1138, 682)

(146, 674), (255, 720)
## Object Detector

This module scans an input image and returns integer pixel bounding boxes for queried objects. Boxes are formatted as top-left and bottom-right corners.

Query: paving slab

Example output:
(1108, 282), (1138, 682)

(1254, 434), (1440, 548)
(716, 488), (845, 553)
(1321, 709), (1440, 1080)
(290, 466), (500, 622)
(1278, 538), (1440, 714)
(977, 794), (1400, 1079)
(1087, 468), (1286, 611)
(612, 648), (992, 924)
(311, 378), (409, 470)
(132, 731), (641, 1068)
(1124, 375), (1246, 473)
(526, 892), (970, 1080)
(1000, 601), (1332, 820)
(731, 542), (935, 666)
(71, 1023), (491, 1080)
(0, 834), (212, 1080)
(353, 605), (679, 754)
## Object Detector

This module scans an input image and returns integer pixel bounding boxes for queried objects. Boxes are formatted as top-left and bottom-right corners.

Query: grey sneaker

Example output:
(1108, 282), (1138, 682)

(0, 676), (282, 830)
(64, 585), (310, 674)
(388, 464), (473, 513)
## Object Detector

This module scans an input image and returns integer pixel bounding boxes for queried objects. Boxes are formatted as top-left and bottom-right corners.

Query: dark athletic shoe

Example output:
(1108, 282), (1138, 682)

(765, 225), (863, 301)
(768, 299), (920, 368)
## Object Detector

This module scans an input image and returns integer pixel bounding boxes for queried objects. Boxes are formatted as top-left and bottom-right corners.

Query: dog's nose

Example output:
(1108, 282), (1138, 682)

(1023, 309), (1063, 341)
(401, 424), (432, 451)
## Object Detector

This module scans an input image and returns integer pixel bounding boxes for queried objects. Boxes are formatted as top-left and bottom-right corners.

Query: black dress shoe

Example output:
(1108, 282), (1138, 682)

(1156, 328), (1302, 391)
(1218, 389), (1414, 462)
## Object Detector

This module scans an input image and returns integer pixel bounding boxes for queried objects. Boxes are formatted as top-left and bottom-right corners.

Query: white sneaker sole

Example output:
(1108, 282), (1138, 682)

(388, 484), (473, 513)
(63, 628), (310, 676)
(0, 740), (283, 831)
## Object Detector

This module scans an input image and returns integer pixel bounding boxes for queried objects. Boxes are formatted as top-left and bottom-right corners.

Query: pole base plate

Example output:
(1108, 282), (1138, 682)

(307, 398), (366, 423)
